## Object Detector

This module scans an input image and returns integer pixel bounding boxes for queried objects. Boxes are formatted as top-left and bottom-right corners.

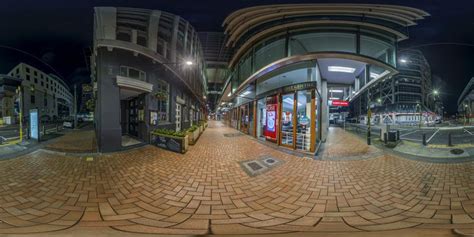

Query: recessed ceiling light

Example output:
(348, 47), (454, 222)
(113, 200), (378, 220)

(328, 66), (356, 73)
(329, 89), (343, 93)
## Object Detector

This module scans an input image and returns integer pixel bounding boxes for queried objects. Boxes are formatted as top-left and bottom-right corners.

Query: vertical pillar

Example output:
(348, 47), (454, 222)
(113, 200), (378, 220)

(170, 15), (180, 63)
(131, 30), (138, 44)
(147, 10), (161, 52)
(321, 79), (329, 142)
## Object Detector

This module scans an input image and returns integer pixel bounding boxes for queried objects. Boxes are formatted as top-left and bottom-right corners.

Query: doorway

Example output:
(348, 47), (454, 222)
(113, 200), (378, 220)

(128, 97), (139, 137)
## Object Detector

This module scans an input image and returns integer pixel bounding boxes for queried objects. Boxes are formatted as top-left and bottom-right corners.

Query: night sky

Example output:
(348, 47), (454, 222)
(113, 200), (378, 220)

(1, 0), (473, 114)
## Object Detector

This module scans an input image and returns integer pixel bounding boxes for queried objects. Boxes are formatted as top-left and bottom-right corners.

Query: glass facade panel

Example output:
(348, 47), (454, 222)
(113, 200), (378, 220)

(254, 38), (286, 73)
(238, 54), (253, 84)
(281, 93), (294, 146)
(296, 91), (312, 151)
(290, 32), (356, 56)
(360, 35), (395, 66)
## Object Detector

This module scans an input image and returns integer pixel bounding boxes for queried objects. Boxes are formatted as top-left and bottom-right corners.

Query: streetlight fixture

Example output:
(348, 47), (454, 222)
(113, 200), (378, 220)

(185, 60), (193, 66)
(399, 58), (408, 64)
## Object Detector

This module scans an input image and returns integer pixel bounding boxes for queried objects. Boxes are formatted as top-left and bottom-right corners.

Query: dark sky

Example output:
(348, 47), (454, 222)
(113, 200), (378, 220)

(0, 0), (473, 114)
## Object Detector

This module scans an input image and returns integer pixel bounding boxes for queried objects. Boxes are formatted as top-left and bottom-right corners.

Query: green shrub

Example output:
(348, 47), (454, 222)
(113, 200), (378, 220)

(152, 128), (186, 137)
(187, 125), (199, 132)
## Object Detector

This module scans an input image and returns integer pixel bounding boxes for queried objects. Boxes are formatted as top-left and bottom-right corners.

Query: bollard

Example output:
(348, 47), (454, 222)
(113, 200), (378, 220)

(422, 133), (427, 146)
(42, 125), (46, 136)
(367, 130), (371, 145)
(396, 130), (400, 141)
(384, 132), (388, 144)
(448, 132), (453, 146)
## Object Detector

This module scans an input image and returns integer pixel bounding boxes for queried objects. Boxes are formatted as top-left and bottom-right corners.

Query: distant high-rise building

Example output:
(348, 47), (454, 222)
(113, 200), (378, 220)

(362, 49), (440, 124)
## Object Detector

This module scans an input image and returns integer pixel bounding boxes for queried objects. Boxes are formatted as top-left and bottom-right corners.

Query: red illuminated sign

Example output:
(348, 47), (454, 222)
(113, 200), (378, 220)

(330, 100), (349, 107)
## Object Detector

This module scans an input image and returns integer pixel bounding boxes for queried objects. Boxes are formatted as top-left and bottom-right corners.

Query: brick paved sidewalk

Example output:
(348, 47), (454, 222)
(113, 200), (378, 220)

(0, 120), (473, 235)
(44, 130), (97, 153)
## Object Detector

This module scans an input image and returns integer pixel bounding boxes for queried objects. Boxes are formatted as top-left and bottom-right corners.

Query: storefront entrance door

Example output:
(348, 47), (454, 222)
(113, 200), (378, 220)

(128, 98), (139, 137)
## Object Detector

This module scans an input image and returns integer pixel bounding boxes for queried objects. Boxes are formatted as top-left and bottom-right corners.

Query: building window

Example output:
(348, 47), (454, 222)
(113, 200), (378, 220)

(119, 66), (146, 81)
(26, 75), (30, 81)
(31, 95), (36, 104)
(26, 67), (30, 73)
(34, 78), (38, 84)
(156, 80), (169, 122)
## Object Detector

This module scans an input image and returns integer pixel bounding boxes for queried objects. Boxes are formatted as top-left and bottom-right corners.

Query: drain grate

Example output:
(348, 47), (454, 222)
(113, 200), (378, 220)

(223, 133), (243, 137)
(239, 156), (283, 177)
(247, 162), (264, 171)
(450, 149), (464, 155)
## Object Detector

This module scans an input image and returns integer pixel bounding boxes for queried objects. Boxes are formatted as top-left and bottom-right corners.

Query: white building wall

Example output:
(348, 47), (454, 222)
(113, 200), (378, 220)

(7, 63), (73, 119)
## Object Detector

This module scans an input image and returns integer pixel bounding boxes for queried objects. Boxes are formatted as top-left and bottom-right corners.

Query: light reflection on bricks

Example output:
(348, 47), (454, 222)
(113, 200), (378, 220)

(0, 121), (472, 235)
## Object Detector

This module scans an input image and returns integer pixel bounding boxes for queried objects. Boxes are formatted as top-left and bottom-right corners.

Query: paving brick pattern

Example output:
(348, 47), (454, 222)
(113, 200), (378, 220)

(44, 130), (97, 153)
(0, 121), (473, 235)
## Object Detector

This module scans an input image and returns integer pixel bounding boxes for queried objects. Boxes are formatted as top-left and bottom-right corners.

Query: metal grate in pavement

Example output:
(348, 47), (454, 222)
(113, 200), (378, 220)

(239, 156), (283, 177)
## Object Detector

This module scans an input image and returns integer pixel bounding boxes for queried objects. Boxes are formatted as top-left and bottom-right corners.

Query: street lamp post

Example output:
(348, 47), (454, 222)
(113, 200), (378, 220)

(16, 86), (23, 143)
(465, 104), (471, 125)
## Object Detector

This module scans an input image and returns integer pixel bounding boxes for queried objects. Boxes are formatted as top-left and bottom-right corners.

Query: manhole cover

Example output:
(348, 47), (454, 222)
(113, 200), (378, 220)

(450, 149), (464, 155)
(247, 162), (264, 171)
(266, 158), (275, 164)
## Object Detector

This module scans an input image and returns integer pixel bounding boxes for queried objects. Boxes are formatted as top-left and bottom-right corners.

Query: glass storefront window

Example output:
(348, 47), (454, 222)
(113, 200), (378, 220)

(281, 93), (294, 146)
(254, 37), (286, 74)
(289, 32), (356, 56)
(248, 102), (255, 136)
(360, 35), (395, 66)
(257, 99), (266, 139)
(296, 91), (312, 151)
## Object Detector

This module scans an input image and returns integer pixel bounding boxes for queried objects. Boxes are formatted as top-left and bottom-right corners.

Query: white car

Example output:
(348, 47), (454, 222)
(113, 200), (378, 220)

(63, 121), (74, 128)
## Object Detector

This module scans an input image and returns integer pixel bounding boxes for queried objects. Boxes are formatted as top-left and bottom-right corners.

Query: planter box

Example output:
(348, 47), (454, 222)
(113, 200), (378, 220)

(204, 122), (208, 129)
(199, 125), (204, 134)
(150, 133), (188, 154)
(187, 129), (200, 145)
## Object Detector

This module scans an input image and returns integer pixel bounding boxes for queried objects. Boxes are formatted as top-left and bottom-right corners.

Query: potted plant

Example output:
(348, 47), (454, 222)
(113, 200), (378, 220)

(186, 125), (200, 145)
(154, 91), (168, 100)
(150, 128), (188, 153)
(198, 120), (204, 134)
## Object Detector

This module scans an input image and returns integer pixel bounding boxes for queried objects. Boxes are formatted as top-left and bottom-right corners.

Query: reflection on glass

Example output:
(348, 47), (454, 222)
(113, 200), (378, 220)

(281, 94), (294, 146)
(257, 99), (266, 138)
(296, 91), (312, 151)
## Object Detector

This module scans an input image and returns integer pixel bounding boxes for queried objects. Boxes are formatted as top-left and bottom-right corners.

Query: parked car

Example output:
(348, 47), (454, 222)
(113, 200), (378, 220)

(63, 117), (74, 128)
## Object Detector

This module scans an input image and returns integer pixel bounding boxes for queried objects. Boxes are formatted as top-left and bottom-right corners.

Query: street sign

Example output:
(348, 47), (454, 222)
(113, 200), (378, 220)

(329, 100), (349, 107)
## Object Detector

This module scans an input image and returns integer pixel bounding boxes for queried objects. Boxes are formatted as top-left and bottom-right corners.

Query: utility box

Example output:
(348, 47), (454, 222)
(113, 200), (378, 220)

(388, 130), (398, 142)
(380, 124), (390, 141)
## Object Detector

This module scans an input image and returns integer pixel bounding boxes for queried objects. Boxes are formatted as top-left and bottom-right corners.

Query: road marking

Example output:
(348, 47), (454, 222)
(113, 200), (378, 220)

(426, 129), (440, 143)
(402, 137), (422, 142)
(400, 130), (419, 137)
(464, 129), (473, 135)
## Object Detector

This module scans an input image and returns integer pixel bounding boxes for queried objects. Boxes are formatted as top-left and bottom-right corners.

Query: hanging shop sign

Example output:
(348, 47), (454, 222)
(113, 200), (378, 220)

(329, 100), (349, 107)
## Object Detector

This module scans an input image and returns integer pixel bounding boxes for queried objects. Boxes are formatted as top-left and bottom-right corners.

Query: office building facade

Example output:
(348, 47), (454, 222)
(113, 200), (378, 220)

(92, 7), (207, 152)
(218, 4), (428, 153)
